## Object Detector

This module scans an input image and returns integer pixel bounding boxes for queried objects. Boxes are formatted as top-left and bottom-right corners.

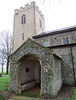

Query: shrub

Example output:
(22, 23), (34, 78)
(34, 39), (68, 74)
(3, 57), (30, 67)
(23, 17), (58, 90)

(0, 94), (5, 100)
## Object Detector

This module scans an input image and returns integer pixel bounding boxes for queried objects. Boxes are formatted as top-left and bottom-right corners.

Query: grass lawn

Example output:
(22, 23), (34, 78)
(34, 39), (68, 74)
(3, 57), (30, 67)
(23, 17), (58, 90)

(0, 74), (9, 91)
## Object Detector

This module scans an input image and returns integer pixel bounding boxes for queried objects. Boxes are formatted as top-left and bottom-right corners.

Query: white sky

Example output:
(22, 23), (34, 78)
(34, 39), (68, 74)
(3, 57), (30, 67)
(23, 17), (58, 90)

(0, 0), (76, 33)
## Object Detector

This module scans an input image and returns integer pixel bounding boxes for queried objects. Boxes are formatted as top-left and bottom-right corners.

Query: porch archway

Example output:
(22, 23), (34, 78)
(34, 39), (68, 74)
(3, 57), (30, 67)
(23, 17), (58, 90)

(18, 54), (42, 93)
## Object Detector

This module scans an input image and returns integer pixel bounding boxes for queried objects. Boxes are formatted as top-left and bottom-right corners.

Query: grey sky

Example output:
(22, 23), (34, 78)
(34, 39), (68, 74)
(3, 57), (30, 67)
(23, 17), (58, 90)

(0, 0), (76, 32)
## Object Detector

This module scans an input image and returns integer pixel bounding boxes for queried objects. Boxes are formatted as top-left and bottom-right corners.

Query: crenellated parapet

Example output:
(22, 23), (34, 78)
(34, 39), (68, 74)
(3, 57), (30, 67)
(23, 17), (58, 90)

(14, 1), (36, 13)
(14, 1), (44, 18)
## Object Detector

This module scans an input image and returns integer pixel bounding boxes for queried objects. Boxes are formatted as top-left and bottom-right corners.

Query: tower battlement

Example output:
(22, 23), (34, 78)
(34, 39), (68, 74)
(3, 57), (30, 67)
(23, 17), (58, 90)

(14, 1), (44, 19)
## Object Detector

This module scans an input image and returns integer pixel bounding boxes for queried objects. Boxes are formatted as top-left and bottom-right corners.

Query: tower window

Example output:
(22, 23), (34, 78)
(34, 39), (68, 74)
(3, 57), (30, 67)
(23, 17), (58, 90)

(22, 33), (24, 40)
(22, 15), (26, 24)
(39, 19), (42, 29)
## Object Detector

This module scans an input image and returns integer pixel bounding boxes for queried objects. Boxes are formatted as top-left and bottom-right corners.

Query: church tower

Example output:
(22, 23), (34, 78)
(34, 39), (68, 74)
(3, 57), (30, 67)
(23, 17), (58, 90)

(13, 1), (45, 52)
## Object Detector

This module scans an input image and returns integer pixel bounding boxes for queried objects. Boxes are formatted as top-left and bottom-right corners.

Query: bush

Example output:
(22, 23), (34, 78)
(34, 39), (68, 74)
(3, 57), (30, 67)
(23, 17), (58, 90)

(0, 94), (5, 100)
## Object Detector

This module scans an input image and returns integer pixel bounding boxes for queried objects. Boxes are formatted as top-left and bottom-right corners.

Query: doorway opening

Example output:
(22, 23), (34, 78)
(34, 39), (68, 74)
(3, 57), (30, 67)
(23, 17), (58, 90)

(19, 55), (41, 95)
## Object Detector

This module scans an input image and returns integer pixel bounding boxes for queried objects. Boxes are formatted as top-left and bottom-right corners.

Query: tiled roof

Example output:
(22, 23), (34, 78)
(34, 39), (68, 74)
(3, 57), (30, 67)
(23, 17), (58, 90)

(33, 25), (76, 39)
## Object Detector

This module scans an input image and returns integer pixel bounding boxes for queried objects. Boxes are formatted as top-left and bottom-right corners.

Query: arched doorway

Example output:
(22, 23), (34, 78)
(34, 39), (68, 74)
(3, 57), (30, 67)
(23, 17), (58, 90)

(19, 55), (41, 93)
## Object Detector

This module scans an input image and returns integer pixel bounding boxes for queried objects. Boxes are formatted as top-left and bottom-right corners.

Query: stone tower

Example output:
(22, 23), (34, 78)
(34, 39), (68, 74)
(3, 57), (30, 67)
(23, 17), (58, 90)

(13, 1), (45, 52)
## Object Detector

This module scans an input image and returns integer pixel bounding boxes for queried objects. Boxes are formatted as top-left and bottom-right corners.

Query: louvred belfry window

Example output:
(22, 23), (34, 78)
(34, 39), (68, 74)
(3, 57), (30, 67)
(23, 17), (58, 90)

(22, 15), (26, 24)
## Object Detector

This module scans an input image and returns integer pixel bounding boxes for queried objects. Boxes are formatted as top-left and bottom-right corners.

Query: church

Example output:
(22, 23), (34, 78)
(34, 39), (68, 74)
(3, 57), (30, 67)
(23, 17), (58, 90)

(9, 1), (76, 99)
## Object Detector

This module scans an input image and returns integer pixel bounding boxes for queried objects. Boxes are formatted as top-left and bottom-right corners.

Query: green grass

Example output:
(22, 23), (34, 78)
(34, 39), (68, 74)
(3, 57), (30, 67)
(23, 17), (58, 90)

(0, 74), (9, 91)
(0, 94), (5, 100)
(71, 89), (76, 100)
(59, 88), (76, 100)
(64, 98), (70, 100)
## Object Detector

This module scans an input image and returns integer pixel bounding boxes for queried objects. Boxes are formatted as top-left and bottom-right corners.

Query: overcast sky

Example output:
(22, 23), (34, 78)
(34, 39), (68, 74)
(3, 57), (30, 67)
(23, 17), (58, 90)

(0, 0), (76, 33)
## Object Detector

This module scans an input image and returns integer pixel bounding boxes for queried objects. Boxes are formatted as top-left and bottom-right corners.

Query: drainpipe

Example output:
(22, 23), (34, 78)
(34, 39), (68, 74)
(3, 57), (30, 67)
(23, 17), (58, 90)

(70, 45), (76, 86)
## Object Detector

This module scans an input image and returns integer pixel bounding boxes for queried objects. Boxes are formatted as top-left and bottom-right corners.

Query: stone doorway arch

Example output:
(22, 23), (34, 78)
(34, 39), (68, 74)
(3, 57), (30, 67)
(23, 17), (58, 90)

(18, 54), (42, 93)
(10, 38), (62, 99)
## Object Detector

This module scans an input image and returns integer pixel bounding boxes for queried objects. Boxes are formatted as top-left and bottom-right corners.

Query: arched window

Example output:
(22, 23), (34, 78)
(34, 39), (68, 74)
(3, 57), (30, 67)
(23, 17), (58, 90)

(44, 40), (49, 47)
(22, 15), (26, 24)
(22, 16), (23, 24)
(39, 19), (42, 29)
(47, 40), (49, 46)
(63, 37), (69, 44)
(22, 33), (24, 40)
(63, 37), (66, 44)
(44, 41), (46, 47)
(24, 16), (26, 23)
(66, 37), (69, 44)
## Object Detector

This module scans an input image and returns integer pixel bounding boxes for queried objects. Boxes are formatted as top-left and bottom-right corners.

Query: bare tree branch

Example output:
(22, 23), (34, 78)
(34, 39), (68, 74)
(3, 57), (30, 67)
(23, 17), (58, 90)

(0, 30), (13, 74)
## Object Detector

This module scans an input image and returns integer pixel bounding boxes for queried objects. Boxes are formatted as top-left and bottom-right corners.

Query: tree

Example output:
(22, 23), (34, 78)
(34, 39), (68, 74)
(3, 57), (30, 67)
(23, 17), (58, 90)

(0, 49), (5, 73)
(0, 30), (13, 74)
(0, 49), (6, 73)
